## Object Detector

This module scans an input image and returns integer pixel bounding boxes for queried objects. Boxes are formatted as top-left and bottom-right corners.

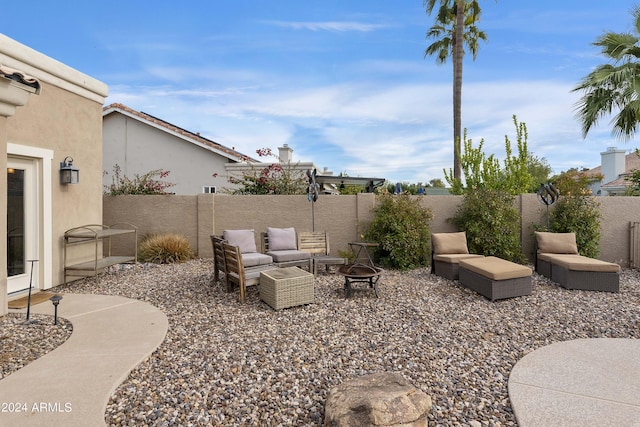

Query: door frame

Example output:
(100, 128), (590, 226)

(7, 143), (53, 294)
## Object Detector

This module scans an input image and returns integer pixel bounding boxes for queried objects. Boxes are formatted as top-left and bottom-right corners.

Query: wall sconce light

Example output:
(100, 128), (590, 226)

(60, 156), (79, 184)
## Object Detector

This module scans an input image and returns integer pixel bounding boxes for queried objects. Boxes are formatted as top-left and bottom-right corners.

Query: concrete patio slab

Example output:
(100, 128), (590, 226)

(509, 338), (640, 427)
(0, 294), (168, 427)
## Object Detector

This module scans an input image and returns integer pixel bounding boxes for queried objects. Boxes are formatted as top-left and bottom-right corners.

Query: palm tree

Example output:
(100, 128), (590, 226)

(574, 5), (640, 141)
(424, 0), (487, 180)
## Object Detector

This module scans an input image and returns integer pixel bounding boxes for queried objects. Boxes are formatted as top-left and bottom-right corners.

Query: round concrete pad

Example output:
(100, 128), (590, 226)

(508, 338), (640, 426)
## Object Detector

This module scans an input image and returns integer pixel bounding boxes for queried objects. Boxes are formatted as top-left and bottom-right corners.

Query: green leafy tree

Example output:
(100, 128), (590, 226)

(444, 116), (536, 195)
(573, 5), (640, 141)
(527, 155), (553, 193)
(424, 0), (490, 180)
(624, 149), (640, 195)
(364, 192), (434, 270)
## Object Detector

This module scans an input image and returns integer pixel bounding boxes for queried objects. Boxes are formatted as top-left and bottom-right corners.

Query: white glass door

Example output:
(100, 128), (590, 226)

(7, 157), (37, 294)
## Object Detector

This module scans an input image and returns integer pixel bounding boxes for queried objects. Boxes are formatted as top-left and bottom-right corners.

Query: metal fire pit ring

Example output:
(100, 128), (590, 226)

(337, 264), (382, 298)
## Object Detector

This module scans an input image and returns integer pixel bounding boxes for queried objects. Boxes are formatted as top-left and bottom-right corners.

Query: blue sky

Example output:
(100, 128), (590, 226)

(2, 1), (638, 184)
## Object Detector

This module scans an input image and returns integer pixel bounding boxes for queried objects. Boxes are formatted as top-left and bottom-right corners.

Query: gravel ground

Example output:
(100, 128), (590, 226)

(2, 259), (640, 426)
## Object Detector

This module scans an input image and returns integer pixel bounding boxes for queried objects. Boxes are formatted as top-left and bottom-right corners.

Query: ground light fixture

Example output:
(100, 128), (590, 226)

(59, 156), (79, 184)
(49, 294), (63, 325)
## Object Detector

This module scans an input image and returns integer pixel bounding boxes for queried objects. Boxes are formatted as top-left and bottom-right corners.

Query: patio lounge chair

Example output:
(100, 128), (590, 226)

(222, 242), (276, 303)
(261, 227), (312, 271)
(431, 231), (483, 280)
(297, 231), (347, 275)
(534, 231), (620, 292)
(210, 235), (227, 287)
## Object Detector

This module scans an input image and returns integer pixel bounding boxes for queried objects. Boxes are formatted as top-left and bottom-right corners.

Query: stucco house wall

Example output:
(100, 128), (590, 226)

(1, 34), (107, 316)
(102, 104), (252, 195)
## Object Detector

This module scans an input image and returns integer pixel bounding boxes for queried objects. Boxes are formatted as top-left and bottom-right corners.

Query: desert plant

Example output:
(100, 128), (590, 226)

(104, 164), (175, 195)
(450, 188), (524, 263)
(138, 233), (194, 264)
(363, 192), (433, 270)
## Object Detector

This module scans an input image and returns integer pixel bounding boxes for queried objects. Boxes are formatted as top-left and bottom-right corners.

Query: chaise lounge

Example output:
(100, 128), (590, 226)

(534, 231), (620, 292)
(431, 231), (484, 280)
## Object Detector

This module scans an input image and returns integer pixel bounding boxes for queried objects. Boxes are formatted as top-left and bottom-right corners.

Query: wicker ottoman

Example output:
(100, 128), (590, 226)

(459, 256), (532, 301)
(259, 267), (315, 310)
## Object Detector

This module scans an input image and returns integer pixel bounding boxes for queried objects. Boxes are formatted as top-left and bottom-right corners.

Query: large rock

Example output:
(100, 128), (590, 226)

(324, 372), (432, 426)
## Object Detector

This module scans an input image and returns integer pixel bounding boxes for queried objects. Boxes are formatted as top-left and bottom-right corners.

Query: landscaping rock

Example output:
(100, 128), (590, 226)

(324, 372), (432, 426)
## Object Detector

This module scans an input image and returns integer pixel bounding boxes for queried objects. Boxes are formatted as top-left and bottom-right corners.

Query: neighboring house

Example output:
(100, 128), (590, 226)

(1, 34), (108, 316)
(587, 147), (640, 196)
(103, 106), (385, 195)
(103, 103), (258, 195)
(226, 144), (386, 194)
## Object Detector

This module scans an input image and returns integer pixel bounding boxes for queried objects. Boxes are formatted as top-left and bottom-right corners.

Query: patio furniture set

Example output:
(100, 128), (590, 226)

(431, 231), (621, 301)
(211, 227), (351, 309)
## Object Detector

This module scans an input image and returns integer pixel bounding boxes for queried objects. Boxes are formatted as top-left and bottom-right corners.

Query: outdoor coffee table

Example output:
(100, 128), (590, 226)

(259, 267), (314, 310)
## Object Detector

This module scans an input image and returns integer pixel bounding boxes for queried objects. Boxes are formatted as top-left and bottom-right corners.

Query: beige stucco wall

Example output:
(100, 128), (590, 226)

(104, 193), (640, 267)
(1, 33), (107, 315)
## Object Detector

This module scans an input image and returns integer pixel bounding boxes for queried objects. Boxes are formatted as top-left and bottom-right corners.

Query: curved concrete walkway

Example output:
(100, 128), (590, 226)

(0, 294), (168, 426)
(509, 338), (640, 427)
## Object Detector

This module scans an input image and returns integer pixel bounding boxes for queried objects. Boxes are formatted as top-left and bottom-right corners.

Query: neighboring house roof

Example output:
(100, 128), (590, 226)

(586, 151), (640, 185)
(102, 103), (258, 163)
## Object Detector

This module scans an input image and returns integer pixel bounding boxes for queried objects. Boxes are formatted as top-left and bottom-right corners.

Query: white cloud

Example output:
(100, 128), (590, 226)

(263, 20), (390, 32)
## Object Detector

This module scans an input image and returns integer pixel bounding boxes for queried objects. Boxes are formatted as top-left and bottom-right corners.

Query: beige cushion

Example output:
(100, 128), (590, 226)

(267, 227), (297, 251)
(459, 256), (532, 281)
(535, 231), (578, 254)
(545, 254), (620, 273)
(434, 254), (483, 264)
(223, 229), (257, 254)
(432, 232), (469, 255)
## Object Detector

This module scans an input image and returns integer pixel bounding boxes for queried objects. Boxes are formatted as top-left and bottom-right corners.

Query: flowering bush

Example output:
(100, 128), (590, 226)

(226, 148), (308, 195)
(104, 164), (175, 195)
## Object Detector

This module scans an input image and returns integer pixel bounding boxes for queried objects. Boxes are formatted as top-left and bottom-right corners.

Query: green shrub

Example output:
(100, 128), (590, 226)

(548, 195), (601, 258)
(138, 234), (194, 264)
(363, 192), (433, 270)
(450, 188), (524, 263)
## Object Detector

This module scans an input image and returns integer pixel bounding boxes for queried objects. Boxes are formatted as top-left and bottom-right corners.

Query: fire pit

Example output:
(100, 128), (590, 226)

(337, 264), (382, 298)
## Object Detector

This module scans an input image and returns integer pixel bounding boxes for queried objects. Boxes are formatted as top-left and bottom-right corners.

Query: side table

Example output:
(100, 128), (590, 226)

(259, 267), (315, 310)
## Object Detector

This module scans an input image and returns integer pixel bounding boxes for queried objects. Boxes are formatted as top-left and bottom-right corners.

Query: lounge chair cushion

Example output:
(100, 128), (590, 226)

(535, 231), (578, 254)
(223, 229), (257, 254)
(434, 253), (483, 263)
(267, 227), (297, 251)
(268, 249), (311, 263)
(544, 254), (620, 273)
(459, 256), (532, 281)
(242, 252), (273, 267)
(432, 232), (469, 255)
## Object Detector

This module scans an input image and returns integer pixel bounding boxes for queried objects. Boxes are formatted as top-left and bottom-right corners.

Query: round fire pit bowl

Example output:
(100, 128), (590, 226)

(337, 264), (382, 298)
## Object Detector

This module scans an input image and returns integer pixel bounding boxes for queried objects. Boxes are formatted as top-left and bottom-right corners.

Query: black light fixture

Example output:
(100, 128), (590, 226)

(50, 294), (63, 325)
(60, 156), (79, 184)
